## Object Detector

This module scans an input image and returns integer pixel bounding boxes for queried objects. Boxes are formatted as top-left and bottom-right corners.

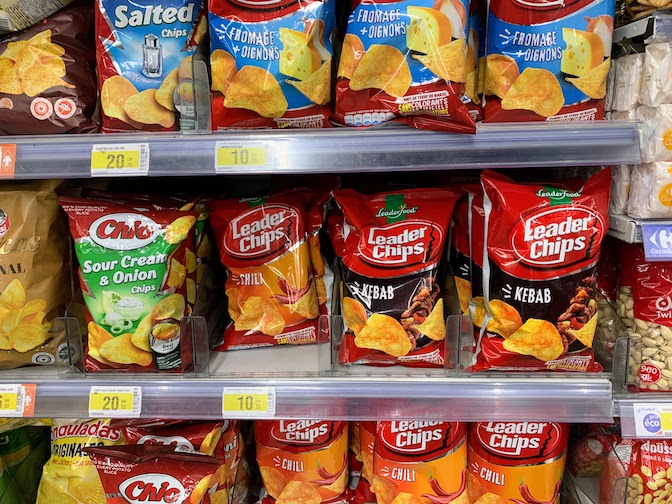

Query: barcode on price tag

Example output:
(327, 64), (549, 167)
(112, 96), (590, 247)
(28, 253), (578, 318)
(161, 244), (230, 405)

(89, 386), (142, 418)
(91, 144), (149, 177)
(215, 142), (272, 173)
(0, 384), (33, 417)
(222, 387), (275, 418)
(633, 403), (672, 437)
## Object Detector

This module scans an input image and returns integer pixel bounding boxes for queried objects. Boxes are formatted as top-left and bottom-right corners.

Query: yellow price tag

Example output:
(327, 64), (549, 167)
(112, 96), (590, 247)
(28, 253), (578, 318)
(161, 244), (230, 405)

(215, 142), (271, 172)
(0, 390), (18, 413)
(89, 386), (142, 418)
(661, 411), (672, 431)
(222, 387), (275, 417)
(91, 144), (149, 176)
(91, 150), (140, 170)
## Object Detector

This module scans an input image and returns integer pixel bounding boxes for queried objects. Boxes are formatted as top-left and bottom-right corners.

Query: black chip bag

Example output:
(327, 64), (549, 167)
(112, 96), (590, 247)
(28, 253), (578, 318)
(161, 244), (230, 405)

(0, 2), (98, 135)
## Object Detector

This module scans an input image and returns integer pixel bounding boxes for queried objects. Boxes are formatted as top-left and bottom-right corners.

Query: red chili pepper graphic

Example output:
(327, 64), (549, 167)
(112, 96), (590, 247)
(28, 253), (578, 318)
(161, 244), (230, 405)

(311, 451), (347, 486)
(511, 481), (562, 504)
(274, 277), (312, 304)
(421, 469), (467, 504)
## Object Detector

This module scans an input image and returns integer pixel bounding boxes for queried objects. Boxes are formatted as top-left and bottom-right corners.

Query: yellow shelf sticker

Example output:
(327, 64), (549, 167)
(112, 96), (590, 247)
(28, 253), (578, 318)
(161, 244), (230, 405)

(215, 142), (272, 172)
(91, 144), (149, 176)
(89, 386), (142, 418)
(0, 385), (33, 417)
(222, 387), (275, 417)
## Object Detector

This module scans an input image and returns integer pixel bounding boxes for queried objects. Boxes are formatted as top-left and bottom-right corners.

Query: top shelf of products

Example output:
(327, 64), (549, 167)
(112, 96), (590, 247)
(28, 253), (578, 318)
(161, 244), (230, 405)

(6, 121), (640, 178)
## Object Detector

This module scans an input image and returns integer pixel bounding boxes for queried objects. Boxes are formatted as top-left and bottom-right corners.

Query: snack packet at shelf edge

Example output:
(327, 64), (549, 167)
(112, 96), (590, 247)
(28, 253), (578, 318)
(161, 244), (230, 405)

(59, 196), (198, 373)
(0, 1), (74, 33)
(95, 0), (209, 133)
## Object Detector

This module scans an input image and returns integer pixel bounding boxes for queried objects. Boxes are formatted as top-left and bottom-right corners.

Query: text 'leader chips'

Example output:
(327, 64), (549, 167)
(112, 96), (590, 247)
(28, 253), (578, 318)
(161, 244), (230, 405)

(334, 188), (459, 367)
(483, 0), (614, 122)
(84, 444), (220, 504)
(475, 169), (611, 372)
(208, 190), (321, 351)
(333, 0), (476, 132)
(0, 180), (71, 369)
(0, 4), (97, 135)
(256, 421), (348, 503)
(60, 196), (198, 373)
(209, 0), (334, 129)
(372, 422), (469, 504)
(468, 423), (569, 504)
(95, 0), (207, 132)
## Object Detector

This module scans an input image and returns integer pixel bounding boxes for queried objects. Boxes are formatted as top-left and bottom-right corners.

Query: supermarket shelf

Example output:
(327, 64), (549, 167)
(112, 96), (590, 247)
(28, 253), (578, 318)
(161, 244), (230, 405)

(614, 11), (672, 43)
(6, 121), (640, 178)
(608, 213), (644, 243)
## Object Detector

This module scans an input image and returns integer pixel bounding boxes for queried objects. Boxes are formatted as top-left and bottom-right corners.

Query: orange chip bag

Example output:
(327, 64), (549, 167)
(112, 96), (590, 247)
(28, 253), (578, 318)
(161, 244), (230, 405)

(256, 421), (348, 503)
(209, 190), (320, 350)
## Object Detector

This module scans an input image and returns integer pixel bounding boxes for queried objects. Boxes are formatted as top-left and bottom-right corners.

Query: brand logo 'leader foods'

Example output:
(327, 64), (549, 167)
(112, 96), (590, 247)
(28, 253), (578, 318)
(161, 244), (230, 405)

(476, 422), (562, 458)
(224, 204), (300, 260)
(511, 206), (606, 267)
(119, 474), (185, 504)
(358, 221), (443, 266)
(89, 213), (159, 251)
(270, 420), (332, 445)
(379, 421), (452, 453)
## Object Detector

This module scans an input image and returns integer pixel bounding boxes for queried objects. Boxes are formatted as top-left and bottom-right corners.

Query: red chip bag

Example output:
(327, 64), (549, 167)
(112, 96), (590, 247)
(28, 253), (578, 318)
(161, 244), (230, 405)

(84, 444), (220, 504)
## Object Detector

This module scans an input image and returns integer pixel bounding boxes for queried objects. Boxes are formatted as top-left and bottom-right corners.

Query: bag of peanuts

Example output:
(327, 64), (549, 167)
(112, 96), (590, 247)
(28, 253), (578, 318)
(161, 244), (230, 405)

(623, 440), (672, 504)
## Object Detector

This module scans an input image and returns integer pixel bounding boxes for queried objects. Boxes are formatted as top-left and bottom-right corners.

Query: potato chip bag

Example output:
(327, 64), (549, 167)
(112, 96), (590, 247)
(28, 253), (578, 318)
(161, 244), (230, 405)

(0, 181), (71, 369)
(209, 0), (334, 129)
(467, 423), (569, 504)
(483, 0), (614, 122)
(475, 169), (611, 371)
(59, 197), (199, 373)
(372, 422), (468, 504)
(333, 188), (459, 367)
(256, 421), (348, 503)
(464, 1), (484, 120)
(0, 4), (97, 135)
(333, 0), (476, 132)
(84, 444), (220, 504)
(95, 0), (208, 132)
(36, 420), (124, 504)
(208, 190), (321, 350)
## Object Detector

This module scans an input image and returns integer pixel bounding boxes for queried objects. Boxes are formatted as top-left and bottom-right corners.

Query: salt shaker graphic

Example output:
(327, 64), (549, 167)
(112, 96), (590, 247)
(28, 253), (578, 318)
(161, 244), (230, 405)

(142, 34), (162, 78)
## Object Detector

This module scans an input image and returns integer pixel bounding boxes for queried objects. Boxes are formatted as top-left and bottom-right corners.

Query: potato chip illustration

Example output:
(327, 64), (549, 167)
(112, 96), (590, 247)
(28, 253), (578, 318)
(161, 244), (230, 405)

(99, 333), (153, 366)
(454, 277), (471, 315)
(466, 70), (479, 103)
(38, 477), (78, 504)
(412, 39), (467, 83)
(343, 297), (367, 335)
(165, 216), (197, 245)
(391, 493), (424, 504)
(199, 428), (222, 456)
(288, 58), (331, 105)
(474, 493), (507, 504)
(152, 294), (186, 321)
(178, 55), (194, 80)
(26, 29), (53, 47)
(155, 68), (179, 111)
(467, 472), (485, 503)
(276, 481), (321, 504)
(501, 68), (564, 118)
(413, 299), (445, 341)
(131, 314), (152, 352)
(185, 248), (197, 274)
(567, 312), (598, 348)
(316, 277), (327, 306)
(371, 476), (396, 504)
(176, 82), (194, 103)
(101, 75), (142, 128)
(0, 60), (22, 95)
(322, 465), (348, 493)
(0, 334), (11, 351)
(188, 475), (213, 504)
(0, 41), (29, 62)
(1, 279), (25, 309)
(187, 278), (196, 305)
(355, 313), (412, 357)
(124, 89), (175, 128)
(210, 490), (229, 504)
(226, 288), (243, 321)
(9, 324), (49, 353)
(484, 54), (519, 99)
(88, 322), (113, 350)
(502, 318), (564, 362)
(350, 45), (411, 98)
(288, 283), (319, 319)
(259, 466), (287, 499)
(15, 44), (65, 79)
(167, 258), (187, 289)
(212, 49), (237, 95)
(338, 34), (365, 79)
(235, 297), (285, 336)
(88, 344), (122, 369)
(225, 66), (288, 118)
(476, 57), (485, 95)
(21, 61), (74, 97)
(487, 299), (523, 338)
(566, 58), (610, 99)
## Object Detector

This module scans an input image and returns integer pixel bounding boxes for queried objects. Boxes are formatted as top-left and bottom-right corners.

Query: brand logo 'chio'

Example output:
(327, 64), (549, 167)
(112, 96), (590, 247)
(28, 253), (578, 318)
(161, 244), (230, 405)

(379, 421), (447, 453)
(476, 422), (561, 458)
(89, 213), (158, 251)
(120, 474), (185, 504)
(511, 206), (605, 267)
(224, 204), (299, 260)
(270, 420), (331, 445)
(137, 435), (195, 451)
(358, 221), (442, 266)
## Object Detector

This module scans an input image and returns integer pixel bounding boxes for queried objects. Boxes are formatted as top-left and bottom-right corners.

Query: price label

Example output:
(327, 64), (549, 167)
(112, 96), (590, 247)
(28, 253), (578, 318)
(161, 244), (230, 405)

(0, 145), (16, 179)
(222, 387), (275, 418)
(215, 142), (272, 172)
(0, 384), (35, 417)
(633, 403), (672, 437)
(89, 386), (142, 418)
(91, 144), (149, 177)
(642, 224), (672, 261)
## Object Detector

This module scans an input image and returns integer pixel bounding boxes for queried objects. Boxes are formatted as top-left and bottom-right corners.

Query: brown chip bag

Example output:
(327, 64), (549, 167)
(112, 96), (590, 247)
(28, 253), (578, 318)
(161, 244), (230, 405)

(349, 44), (412, 98)
(412, 39), (468, 83)
(224, 66), (288, 118)
(0, 180), (71, 369)
(500, 68), (564, 118)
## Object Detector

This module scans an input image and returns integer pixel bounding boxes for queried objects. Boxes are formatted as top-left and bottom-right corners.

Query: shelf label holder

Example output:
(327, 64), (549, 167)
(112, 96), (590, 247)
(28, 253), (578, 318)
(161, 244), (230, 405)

(91, 144), (150, 177)
(89, 386), (142, 418)
(0, 384), (35, 417)
(215, 141), (272, 173)
(222, 387), (275, 418)
(633, 403), (672, 437)
(641, 223), (672, 261)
